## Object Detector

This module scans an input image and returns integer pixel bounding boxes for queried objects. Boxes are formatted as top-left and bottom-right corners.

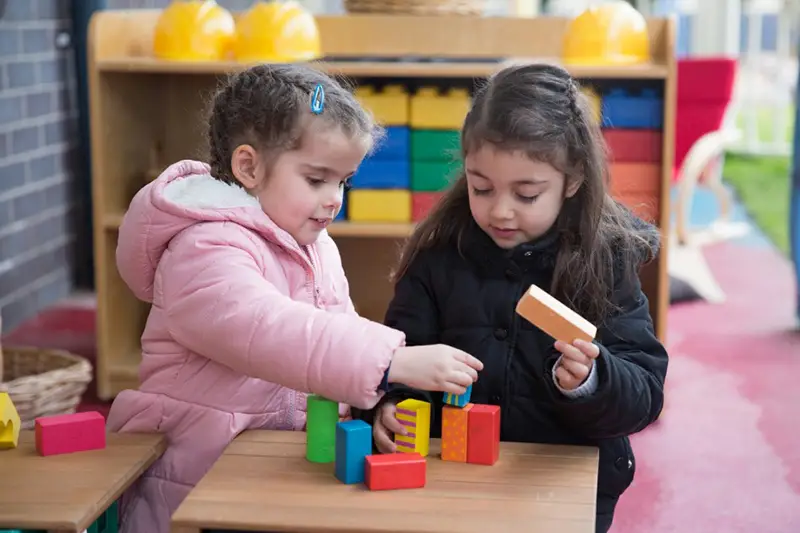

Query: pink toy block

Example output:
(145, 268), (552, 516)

(35, 411), (106, 456)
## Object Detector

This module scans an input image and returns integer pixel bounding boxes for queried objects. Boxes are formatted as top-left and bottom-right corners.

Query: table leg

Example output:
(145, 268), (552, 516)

(170, 526), (201, 533)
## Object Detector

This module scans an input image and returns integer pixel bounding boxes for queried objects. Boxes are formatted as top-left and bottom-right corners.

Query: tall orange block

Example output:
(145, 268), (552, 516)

(441, 403), (472, 462)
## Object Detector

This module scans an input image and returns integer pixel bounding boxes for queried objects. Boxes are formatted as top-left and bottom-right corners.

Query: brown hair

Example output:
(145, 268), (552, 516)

(393, 63), (659, 324)
(206, 63), (381, 185)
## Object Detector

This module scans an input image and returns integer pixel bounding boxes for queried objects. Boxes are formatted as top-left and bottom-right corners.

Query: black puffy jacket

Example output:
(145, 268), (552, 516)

(358, 218), (668, 533)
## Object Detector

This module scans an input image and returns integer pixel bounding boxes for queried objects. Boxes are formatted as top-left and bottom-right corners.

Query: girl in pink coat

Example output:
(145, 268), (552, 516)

(107, 64), (483, 533)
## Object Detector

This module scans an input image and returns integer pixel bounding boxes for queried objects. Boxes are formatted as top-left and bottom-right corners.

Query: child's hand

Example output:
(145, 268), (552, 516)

(389, 345), (483, 394)
(553, 339), (600, 390)
(373, 399), (404, 453)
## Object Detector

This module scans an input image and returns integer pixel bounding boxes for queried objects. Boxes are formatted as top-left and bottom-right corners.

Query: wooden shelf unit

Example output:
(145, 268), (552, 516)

(88, 10), (676, 400)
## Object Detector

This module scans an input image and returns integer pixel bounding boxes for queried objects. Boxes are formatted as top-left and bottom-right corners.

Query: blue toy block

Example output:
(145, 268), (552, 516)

(335, 419), (373, 484)
(335, 191), (347, 221)
(443, 384), (472, 407)
(602, 88), (663, 129)
(371, 126), (410, 161)
(351, 158), (410, 189)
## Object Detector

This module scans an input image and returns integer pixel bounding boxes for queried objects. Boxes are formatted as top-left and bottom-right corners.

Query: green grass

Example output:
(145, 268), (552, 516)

(723, 152), (791, 255)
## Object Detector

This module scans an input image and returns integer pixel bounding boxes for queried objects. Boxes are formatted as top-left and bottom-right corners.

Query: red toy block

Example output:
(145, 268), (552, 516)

(365, 452), (426, 490)
(35, 411), (106, 456)
(467, 404), (501, 466)
(603, 129), (663, 163)
(411, 192), (443, 222)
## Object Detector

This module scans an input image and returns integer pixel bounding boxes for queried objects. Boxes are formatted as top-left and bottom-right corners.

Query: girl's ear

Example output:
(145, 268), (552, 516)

(565, 175), (582, 198)
(231, 144), (261, 190)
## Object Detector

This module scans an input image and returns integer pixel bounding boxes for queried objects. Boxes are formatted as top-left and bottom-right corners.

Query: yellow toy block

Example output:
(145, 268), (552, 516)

(0, 392), (21, 449)
(581, 87), (602, 125)
(394, 398), (431, 457)
(410, 87), (470, 130)
(355, 85), (409, 126)
(348, 189), (411, 223)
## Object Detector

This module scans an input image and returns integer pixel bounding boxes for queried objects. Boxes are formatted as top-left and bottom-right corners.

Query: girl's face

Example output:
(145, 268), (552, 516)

(465, 145), (579, 249)
(233, 127), (367, 246)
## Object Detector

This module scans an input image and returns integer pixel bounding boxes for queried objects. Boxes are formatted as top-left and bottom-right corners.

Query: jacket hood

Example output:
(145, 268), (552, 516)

(115, 160), (305, 303)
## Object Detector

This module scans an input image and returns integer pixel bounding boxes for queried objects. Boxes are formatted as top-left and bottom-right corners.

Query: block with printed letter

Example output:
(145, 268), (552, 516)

(365, 452), (426, 490)
(393, 398), (431, 457)
(306, 394), (339, 463)
(467, 404), (501, 465)
(35, 411), (106, 456)
(515, 284), (597, 343)
(443, 383), (472, 407)
(441, 403), (472, 462)
(0, 392), (21, 449)
(334, 419), (372, 484)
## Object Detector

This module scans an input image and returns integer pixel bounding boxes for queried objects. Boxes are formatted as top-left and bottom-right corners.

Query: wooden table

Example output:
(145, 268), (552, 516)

(0, 431), (166, 532)
(171, 430), (599, 533)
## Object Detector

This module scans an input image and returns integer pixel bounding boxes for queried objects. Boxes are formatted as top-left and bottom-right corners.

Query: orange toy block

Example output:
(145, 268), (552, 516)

(365, 453), (426, 490)
(467, 404), (501, 465)
(35, 411), (106, 456)
(441, 403), (472, 462)
(515, 284), (597, 343)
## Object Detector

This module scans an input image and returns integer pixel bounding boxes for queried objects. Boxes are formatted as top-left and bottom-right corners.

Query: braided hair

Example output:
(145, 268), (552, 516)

(206, 64), (381, 186)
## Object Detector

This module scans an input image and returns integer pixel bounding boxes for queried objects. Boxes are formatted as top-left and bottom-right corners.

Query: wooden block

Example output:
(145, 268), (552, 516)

(365, 453), (426, 490)
(0, 392), (21, 449)
(394, 398), (431, 457)
(441, 403), (472, 462)
(443, 383), (472, 407)
(467, 404), (501, 466)
(306, 395), (339, 463)
(515, 284), (596, 343)
(334, 420), (372, 484)
(35, 411), (106, 456)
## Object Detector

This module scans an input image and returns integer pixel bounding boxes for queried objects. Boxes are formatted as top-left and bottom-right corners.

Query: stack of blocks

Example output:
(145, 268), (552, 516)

(306, 387), (500, 492)
(581, 84), (664, 222)
(346, 85), (470, 224)
(0, 393), (119, 533)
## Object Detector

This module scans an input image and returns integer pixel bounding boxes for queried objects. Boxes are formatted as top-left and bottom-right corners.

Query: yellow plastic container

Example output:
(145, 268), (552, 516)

(348, 190), (411, 223)
(234, 1), (321, 63)
(355, 85), (410, 126)
(153, 0), (236, 61)
(581, 86), (602, 124)
(410, 88), (471, 130)
(562, 2), (651, 66)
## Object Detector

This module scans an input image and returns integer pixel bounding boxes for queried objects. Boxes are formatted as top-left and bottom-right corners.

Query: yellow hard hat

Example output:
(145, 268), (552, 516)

(234, 1), (322, 63)
(562, 1), (651, 66)
(153, 0), (236, 61)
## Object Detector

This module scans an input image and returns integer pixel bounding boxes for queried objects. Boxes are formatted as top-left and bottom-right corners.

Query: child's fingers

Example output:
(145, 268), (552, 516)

(442, 381), (468, 395)
(554, 365), (578, 389)
(381, 408), (407, 435)
(558, 358), (591, 383)
(574, 340), (600, 359)
(554, 341), (592, 365)
(373, 422), (396, 454)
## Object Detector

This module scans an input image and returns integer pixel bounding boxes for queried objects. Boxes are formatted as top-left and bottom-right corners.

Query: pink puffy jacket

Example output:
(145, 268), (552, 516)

(106, 160), (405, 533)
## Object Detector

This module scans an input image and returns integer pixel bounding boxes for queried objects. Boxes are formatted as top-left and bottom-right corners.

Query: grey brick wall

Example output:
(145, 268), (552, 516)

(0, 0), (84, 333)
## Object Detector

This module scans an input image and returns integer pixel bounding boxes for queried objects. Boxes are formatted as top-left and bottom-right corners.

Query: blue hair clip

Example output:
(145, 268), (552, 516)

(311, 84), (325, 115)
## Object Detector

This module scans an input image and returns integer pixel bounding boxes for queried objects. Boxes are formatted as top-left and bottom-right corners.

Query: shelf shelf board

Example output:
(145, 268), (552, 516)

(103, 211), (414, 238)
(95, 57), (669, 80)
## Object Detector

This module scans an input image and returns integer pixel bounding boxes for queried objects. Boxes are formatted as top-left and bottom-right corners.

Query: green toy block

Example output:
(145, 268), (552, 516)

(411, 160), (462, 192)
(88, 500), (118, 533)
(306, 394), (339, 463)
(411, 129), (461, 162)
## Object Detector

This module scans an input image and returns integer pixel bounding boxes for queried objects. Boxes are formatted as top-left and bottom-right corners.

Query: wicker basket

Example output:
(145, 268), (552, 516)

(0, 346), (93, 429)
(343, 0), (485, 15)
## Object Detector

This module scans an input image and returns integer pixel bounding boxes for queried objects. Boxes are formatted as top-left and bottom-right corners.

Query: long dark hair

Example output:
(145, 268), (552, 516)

(393, 63), (659, 324)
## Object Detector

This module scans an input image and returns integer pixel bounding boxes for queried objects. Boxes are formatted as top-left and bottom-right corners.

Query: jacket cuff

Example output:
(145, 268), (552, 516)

(552, 355), (599, 399)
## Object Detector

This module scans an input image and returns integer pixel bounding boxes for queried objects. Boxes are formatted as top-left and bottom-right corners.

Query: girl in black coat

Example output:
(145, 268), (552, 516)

(364, 63), (669, 533)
